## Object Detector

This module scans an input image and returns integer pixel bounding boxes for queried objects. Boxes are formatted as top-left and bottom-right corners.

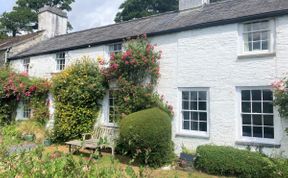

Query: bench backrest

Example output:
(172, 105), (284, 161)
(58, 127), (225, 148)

(93, 126), (119, 142)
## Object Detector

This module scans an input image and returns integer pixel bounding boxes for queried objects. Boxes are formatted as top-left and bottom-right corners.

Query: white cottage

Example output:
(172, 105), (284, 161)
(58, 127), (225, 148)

(7, 0), (288, 156)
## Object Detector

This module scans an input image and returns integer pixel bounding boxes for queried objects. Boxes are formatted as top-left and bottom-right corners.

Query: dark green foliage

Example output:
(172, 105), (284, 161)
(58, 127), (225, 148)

(115, 0), (179, 22)
(118, 108), (174, 167)
(194, 145), (281, 178)
(52, 58), (107, 142)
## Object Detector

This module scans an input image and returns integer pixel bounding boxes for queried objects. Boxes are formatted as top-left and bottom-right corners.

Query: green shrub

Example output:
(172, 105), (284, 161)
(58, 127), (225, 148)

(273, 158), (288, 177)
(118, 108), (174, 167)
(0, 124), (21, 146)
(194, 145), (276, 178)
(52, 58), (107, 142)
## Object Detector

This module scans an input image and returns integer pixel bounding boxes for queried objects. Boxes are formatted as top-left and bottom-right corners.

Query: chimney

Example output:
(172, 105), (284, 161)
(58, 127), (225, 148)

(38, 6), (68, 39)
(179, 0), (210, 11)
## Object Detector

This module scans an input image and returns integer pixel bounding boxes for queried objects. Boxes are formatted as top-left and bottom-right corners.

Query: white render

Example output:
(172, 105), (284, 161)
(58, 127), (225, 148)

(9, 15), (288, 157)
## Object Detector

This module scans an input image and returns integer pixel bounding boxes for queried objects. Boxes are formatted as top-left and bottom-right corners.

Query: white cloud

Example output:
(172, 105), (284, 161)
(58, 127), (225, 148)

(68, 0), (125, 32)
(0, 0), (124, 32)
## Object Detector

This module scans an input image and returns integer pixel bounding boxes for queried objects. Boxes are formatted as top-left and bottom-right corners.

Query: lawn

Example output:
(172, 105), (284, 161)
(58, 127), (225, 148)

(44, 145), (230, 178)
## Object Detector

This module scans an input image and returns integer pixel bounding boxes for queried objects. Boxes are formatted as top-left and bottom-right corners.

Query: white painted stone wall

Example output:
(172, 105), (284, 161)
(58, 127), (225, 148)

(9, 15), (288, 157)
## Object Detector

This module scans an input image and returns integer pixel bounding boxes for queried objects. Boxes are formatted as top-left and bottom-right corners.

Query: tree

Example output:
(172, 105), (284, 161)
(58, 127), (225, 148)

(0, 0), (74, 37)
(115, 0), (178, 22)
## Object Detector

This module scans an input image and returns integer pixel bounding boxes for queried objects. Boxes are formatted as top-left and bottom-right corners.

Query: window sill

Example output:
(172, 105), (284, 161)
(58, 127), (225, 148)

(175, 133), (209, 139)
(237, 52), (276, 59)
(235, 140), (281, 148)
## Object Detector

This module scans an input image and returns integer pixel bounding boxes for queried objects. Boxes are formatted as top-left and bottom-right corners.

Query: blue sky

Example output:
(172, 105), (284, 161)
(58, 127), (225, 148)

(0, 0), (124, 32)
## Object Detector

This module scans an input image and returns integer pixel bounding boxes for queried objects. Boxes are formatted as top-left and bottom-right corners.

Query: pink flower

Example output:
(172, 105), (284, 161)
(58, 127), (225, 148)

(20, 71), (28, 77)
(111, 63), (119, 70)
(272, 80), (286, 92)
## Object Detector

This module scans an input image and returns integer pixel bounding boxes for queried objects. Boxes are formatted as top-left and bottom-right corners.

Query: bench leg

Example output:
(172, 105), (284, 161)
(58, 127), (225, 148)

(69, 145), (72, 153)
(111, 147), (114, 156)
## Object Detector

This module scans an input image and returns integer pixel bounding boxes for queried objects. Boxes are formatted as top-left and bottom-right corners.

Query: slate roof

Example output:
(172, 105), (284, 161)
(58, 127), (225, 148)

(0, 31), (43, 51)
(10, 0), (288, 59)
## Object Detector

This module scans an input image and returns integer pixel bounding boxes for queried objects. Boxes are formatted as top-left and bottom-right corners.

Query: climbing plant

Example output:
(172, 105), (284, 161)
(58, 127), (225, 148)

(51, 58), (107, 142)
(0, 67), (50, 125)
(100, 36), (173, 120)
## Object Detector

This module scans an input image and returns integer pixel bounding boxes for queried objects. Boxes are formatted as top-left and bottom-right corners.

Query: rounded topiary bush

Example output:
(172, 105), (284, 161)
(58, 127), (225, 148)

(194, 145), (276, 178)
(118, 108), (174, 167)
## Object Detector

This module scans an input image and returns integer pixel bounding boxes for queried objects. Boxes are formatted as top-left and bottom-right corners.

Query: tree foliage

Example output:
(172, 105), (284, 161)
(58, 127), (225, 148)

(0, 0), (74, 36)
(115, 0), (178, 22)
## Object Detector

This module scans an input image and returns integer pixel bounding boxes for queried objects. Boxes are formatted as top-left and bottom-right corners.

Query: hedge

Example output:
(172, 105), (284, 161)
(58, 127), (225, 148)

(194, 145), (287, 178)
(118, 108), (174, 167)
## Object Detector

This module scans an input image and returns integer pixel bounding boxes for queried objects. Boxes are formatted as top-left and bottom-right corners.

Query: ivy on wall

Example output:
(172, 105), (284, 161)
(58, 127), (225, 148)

(0, 67), (50, 125)
(51, 58), (107, 142)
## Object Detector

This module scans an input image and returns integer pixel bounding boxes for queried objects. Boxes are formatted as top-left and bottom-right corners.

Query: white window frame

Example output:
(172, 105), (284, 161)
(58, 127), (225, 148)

(238, 19), (275, 57)
(236, 86), (281, 145)
(23, 100), (31, 119)
(108, 43), (122, 56)
(178, 88), (210, 138)
(108, 90), (119, 125)
(23, 58), (30, 73)
(56, 52), (66, 71)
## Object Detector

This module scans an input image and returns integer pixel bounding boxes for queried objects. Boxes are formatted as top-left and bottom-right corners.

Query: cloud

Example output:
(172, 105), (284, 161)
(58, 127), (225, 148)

(68, 0), (125, 32)
(0, 0), (124, 32)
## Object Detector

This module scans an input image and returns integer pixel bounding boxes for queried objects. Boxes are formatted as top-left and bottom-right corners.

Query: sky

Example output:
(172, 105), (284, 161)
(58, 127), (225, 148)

(0, 0), (125, 32)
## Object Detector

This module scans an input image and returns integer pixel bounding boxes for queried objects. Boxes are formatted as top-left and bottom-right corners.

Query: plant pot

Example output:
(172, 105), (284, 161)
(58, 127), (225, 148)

(23, 134), (35, 142)
(43, 139), (52, 146)
(180, 153), (195, 162)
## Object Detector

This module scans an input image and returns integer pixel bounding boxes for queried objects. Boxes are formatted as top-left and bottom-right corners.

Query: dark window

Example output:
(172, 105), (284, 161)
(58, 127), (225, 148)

(241, 89), (274, 139)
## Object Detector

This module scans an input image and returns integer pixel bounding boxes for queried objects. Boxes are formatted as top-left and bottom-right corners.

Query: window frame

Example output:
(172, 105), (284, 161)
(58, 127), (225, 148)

(178, 88), (210, 138)
(236, 86), (280, 145)
(108, 43), (122, 56)
(238, 19), (275, 57)
(108, 90), (119, 125)
(56, 52), (66, 71)
(23, 58), (30, 73)
(23, 99), (32, 119)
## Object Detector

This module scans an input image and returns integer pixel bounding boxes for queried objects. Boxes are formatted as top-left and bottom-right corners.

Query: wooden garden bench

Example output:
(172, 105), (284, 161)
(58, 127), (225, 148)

(65, 126), (119, 156)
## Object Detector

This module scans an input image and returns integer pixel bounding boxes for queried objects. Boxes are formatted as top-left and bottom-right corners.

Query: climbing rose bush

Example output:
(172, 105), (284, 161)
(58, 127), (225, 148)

(0, 67), (50, 125)
(99, 36), (173, 119)
(272, 78), (288, 133)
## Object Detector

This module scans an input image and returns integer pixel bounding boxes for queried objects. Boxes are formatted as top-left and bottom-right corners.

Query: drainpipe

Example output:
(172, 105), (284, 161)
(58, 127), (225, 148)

(4, 47), (11, 65)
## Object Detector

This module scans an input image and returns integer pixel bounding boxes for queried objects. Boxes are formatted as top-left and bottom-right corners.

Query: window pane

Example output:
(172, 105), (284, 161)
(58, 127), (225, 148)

(199, 112), (207, 121)
(191, 92), (197, 101)
(253, 41), (261, 50)
(252, 115), (262, 125)
(198, 91), (207, 101)
(199, 102), (207, 111)
(262, 41), (268, 50)
(263, 102), (273, 113)
(249, 42), (253, 51)
(264, 115), (274, 126)
(264, 127), (274, 139)
(242, 114), (251, 124)
(252, 102), (262, 113)
(199, 122), (207, 132)
(243, 126), (252, 137)
(262, 31), (269, 40)
(242, 102), (251, 113)
(182, 92), (189, 100)
(190, 102), (197, 110)
(191, 122), (198, 131)
(183, 101), (189, 110)
(183, 112), (190, 120)
(244, 24), (252, 32)
(253, 127), (263, 138)
(263, 90), (273, 100)
(242, 90), (251, 101)
(252, 90), (261, 100)
(253, 32), (261, 41)
(191, 112), (198, 121)
(183, 121), (189, 130)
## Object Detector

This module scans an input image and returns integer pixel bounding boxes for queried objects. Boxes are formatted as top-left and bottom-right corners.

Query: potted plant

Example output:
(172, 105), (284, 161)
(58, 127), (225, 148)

(179, 146), (195, 169)
(17, 121), (36, 142)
